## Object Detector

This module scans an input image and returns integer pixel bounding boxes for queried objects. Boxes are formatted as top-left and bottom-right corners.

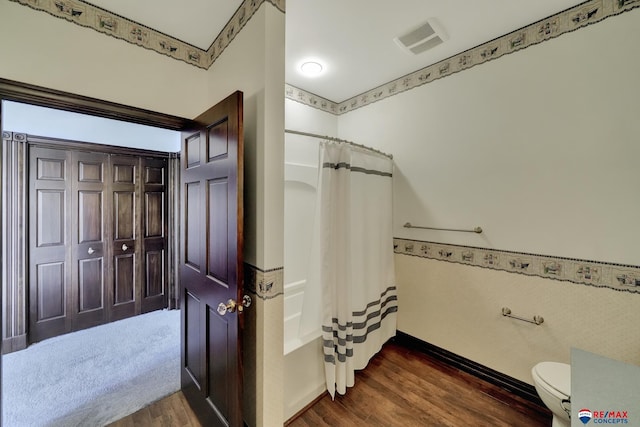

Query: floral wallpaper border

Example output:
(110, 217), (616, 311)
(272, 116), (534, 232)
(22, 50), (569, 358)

(244, 264), (284, 300)
(394, 238), (640, 294)
(286, 0), (640, 115)
(10, 0), (285, 69)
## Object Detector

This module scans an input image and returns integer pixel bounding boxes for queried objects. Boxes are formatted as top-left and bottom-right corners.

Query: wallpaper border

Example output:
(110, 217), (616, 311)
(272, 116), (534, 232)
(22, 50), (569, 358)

(394, 238), (640, 294)
(285, 84), (340, 115)
(244, 263), (284, 300)
(286, 0), (640, 115)
(9, 0), (285, 70)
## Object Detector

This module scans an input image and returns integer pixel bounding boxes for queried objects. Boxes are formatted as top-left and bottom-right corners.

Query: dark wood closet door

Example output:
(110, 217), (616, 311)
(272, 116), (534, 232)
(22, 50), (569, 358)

(72, 151), (108, 330)
(141, 157), (168, 313)
(180, 91), (244, 427)
(28, 147), (73, 342)
(28, 143), (170, 344)
(110, 155), (139, 321)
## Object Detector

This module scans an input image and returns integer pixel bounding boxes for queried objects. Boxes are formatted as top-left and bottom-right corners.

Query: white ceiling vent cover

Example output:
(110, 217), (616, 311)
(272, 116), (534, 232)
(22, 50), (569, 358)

(394, 19), (448, 55)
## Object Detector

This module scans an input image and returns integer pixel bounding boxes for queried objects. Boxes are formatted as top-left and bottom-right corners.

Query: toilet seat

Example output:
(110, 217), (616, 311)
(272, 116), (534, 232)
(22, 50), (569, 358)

(532, 362), (571, 398)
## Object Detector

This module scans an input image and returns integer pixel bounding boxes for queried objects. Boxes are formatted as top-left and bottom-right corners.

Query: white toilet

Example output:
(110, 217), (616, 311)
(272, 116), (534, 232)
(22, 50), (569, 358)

(531, 362), (571, 427)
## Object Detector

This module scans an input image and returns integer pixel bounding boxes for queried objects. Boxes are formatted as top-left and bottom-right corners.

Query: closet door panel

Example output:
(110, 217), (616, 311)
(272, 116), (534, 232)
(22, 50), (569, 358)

(114, 254), (135, 304)
(29, 147), (72, 343)
(78, 257), (104, 312)
(78, 190), (103, 243)
(114, 191), (135, 240)
(35, 262), (66, 321)
(72, 151), (108, 331)
(110, 155), (139, 321)
(145, 249), (164, 298)
(141, 157), (168, 313)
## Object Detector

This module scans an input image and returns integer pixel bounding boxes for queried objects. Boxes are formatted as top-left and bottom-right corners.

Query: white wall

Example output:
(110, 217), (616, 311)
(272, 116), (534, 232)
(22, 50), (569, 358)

(335, 9), (640, 384)
(339, 10), (640, 267)
(285, 98), (338, 137)
(396, 255), (640, 384)
(0, 1), (209, 119)
(2, 101), (180, 152)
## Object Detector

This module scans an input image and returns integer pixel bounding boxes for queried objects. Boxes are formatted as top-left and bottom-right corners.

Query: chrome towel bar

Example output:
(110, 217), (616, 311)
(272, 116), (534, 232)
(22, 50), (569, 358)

(501, 307), (544, 325)
(403, 222), (483, 234)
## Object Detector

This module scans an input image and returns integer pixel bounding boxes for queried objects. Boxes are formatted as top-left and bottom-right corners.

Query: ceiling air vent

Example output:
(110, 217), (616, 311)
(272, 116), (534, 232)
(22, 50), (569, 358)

(394, 19), (447, 55)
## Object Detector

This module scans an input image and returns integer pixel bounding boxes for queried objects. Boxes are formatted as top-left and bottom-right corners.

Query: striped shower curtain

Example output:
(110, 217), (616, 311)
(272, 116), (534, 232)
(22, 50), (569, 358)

(316, 141), (397, 398)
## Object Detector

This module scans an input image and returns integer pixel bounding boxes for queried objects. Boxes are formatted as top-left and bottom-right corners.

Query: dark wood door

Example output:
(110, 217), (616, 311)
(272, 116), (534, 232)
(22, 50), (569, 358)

(141, 156), (168, 313)
(29, 148), (109, 339)
(110, 155), (138, 321)
(29, 144), (170, 343)
(180, 91), (244, 426)
(29, 147), (73, 342)
(72, 150), (108, 330)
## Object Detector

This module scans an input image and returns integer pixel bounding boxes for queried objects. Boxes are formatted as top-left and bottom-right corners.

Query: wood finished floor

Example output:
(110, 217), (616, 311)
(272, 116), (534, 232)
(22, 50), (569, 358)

(107, 391), (200, 427)
(287, 341), (551, 427)
(111, 341), (551, 426)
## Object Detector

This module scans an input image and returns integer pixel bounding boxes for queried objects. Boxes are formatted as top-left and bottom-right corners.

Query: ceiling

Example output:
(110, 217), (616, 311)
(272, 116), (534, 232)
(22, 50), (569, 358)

(84, 0), (587, 103)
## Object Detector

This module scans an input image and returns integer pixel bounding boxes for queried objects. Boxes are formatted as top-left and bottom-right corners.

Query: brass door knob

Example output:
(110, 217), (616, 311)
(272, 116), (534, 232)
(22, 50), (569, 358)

(217, 295), (252, 316)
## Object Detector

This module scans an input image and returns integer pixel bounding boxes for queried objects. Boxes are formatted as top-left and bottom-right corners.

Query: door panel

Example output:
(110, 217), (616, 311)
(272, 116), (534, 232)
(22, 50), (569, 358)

(114, 191), (135, 240)
(78, 257), (104, 312)
(208, 119), (229, 159)
(110, 155), (138, 320)
(29, 147), (72, 343)
(145, 250), (164, 298)
(208, 179), (229, 282)
(37, 190), (65, 246)
(114, 254), (135, 304)
(207, 309), (230, 416)
(184, 290), (203, 389)
(141, 157), (168, 313)
(180, 91), (244, 427)
(185, 182), (202, 271)
(36, 262), (66, 321)
(73, 151), (107, 330)
(78, 190), (103, 243)
(144, 192), (164, 237)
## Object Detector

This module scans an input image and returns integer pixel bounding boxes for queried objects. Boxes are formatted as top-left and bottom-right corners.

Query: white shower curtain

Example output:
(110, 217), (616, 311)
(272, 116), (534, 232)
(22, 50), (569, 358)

(314, 141), (397, 398)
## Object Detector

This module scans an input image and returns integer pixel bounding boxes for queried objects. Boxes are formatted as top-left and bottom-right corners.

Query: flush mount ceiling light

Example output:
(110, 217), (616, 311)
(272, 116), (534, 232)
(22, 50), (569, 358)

(300, 61), (324, 77)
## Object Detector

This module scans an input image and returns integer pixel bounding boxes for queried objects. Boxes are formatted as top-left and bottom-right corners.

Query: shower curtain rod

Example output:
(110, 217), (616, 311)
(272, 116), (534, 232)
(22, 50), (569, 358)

(284, 129), (393, 159)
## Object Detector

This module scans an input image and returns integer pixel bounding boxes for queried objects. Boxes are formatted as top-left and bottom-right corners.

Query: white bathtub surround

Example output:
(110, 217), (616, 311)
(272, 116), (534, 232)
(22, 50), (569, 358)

(284, 280), (322, 354)
(314, 141), (398, 398)
(283, 159), (322, 354)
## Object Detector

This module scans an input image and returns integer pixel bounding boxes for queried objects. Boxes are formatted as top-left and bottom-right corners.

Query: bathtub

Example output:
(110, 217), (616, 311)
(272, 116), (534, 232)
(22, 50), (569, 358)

(284, 280), (322, 355)
(283, 280), (325, 420)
